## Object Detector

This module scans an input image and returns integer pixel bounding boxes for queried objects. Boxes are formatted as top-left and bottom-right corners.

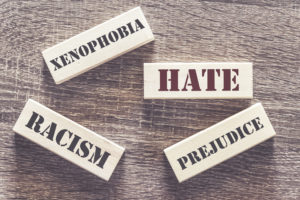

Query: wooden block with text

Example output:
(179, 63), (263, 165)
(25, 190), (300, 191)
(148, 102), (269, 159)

(164, 103), (276, 183)
(144, 63), (252, 99)
(43, 7), (154, 84)
(13, 99), (125, 181)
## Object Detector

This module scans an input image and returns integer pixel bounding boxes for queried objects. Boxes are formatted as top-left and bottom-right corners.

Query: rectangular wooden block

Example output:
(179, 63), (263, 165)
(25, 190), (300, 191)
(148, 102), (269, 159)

(144, 62), (253, 99)
(164, 103), (276, 183)
(42, 7), (154, 84)
(13, 99), (125, 181)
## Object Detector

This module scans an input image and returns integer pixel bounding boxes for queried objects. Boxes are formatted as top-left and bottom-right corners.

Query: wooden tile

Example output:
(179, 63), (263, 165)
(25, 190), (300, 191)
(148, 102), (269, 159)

(144, 62), (253, 99)
(164, 103), (276, 183)
(42, 7), (154, 84)
(13, 99), (125, 181)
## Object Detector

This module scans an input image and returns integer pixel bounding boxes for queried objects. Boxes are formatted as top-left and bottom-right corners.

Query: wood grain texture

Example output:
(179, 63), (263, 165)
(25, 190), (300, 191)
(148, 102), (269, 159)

(42, 6), (154, 84)
(13, 99), (125, 181)
(164, 103), (276, 183)
(0, 0), (299, 199)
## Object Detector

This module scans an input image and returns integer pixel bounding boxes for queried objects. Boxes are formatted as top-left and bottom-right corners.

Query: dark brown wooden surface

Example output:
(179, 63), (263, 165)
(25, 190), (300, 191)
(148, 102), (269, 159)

(0, 0), (299, 199)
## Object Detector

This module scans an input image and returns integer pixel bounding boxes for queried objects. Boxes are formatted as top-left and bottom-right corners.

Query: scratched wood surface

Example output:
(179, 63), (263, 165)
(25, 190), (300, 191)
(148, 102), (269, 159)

(0, 0), (299, 199)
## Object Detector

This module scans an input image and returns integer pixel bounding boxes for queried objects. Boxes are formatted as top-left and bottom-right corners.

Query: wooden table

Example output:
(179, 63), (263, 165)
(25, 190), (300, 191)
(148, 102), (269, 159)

(0, 1), (299, 199)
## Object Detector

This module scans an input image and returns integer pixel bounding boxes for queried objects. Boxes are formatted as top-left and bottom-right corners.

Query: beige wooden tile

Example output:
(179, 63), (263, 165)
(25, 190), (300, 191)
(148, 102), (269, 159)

(144, 63), (252, 99)
(13, 99), (125, 181)
(43, 7), (154, 84)
(164, 103), (276, 183)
